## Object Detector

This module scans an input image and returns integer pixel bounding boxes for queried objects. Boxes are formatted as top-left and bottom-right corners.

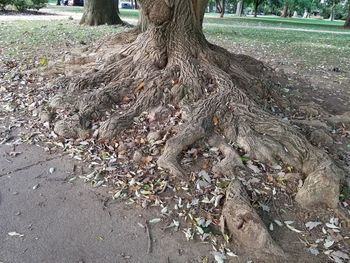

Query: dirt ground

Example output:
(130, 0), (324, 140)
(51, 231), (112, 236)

(0, 144), (213, 263)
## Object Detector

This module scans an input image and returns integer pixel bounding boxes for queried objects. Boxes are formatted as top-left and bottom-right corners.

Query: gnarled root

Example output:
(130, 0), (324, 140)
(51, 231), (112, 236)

(222, 180), (286, 262)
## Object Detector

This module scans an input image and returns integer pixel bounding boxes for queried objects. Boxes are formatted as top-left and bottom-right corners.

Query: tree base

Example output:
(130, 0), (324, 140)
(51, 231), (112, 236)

(43, 28), (349, 260)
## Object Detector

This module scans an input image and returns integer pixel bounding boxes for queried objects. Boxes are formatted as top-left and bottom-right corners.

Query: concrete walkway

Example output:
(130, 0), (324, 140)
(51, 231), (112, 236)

(0, 144), (210, 263)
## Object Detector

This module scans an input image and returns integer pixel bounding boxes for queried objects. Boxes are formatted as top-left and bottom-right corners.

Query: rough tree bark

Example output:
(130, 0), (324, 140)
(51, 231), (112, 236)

(80, 0), (123, 26)
(48, 0), (346, 261)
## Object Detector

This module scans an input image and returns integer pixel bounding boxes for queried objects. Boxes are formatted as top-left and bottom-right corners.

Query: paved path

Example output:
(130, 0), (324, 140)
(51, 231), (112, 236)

(0, 144), (210, 263)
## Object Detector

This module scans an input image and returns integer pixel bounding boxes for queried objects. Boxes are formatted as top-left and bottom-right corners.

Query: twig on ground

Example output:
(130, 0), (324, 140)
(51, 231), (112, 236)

(145, 220), (152, 254)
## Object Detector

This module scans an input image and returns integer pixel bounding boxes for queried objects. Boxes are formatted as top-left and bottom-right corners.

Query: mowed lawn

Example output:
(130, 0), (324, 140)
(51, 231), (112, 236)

(1, 6), (349, 75)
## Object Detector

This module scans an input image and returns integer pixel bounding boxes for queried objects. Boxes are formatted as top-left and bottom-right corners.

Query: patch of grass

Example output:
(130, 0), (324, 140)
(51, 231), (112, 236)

(45, 4), (84, 13)
(204, 22), (350, 72)
(0, 20), (122, 69)
(45, 4), (140, 18)
(204, 15), (347, 32)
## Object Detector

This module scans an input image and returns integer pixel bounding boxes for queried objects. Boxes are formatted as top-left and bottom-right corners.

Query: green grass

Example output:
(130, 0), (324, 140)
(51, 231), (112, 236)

(45, 4), (84, 13)
(205, 22), (350, 71)
(0, 20), (121, 69)
(204, 15), (348, 32)
(45, 4), (139, 18)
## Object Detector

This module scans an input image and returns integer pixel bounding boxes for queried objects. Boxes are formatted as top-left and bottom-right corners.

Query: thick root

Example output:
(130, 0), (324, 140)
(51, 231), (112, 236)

(222, 180), (286, 262)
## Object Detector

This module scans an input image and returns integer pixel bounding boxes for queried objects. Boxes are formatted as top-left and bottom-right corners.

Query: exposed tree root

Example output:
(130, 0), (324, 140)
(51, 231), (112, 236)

(223, 180), (286, 261)
(43, 1), (349, 260)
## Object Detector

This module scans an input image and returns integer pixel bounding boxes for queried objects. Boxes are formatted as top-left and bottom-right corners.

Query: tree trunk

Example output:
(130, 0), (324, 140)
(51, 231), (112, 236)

(80, 0), (123, 26)
(48, 1), (344, 260)
(220, 0), (225, 18)
(254, 0), (258, 17)
(132, 0), (138, 9)
(215, 0), (222, 14)
(329, 4), (335, 21)
(303, 9), (309, 18)
(56, 0), (60, 5)
(345, 3), (350, 28)
(292, 11), (298, 17)
(281, 4), (288, 17)
(236, 0), (243, 16)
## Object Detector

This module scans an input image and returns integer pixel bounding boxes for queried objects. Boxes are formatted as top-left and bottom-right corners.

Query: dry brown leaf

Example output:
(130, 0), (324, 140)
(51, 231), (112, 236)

(143, 156), (153, 165)
(135, 82), (145, 93)
(213, 115), (219, 126)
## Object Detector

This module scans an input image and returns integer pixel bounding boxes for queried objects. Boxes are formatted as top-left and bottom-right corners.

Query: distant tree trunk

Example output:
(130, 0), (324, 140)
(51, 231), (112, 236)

(215, 0), (223, 16)
(345, 4), (350, 28)
(292, 11), (298, 17)
(303, 9), (309, 18)
(131, 0), (138, 9)
(56, 0), (60, 5)
(80, 0), (123, 26)
(236, 0), (243, 16)
(220, 0), (225, 17)
(254, 0), (258, 17)
(329, 4), (335, 21)
(281, 4), (288, 17)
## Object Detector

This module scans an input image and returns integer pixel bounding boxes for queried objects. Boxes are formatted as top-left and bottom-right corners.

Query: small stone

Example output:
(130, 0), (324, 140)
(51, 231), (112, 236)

(40, 112), (51, 123)
(309, 129), (334, 148)
(118, 142), (127, 152)
(54, 120), (78, 138)
(133, 151), (143, 163)
(147, 131), (161, 143)
(147, 106), (171, 122)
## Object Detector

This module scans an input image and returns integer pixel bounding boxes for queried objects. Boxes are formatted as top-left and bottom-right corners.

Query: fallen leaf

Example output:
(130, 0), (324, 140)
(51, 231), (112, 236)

(305, 221), (322, 230)
(324, 239), (334, 248)
(8, 231), (24, 237)
(326, 223), (339, 229)
(308, 247), (320, 256)
(212, 252), (226, 263)
(284, 221), (303, 233)
(149, 218), (161, 224)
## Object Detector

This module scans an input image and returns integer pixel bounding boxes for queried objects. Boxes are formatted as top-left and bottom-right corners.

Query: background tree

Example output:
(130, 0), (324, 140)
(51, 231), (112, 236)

(236, 0), (243, 15)
(215, 0), (226, 17)
(329, 0), (337, 20)
(263, 0), (283, 15)
(253, 0), (265, 16)
(345, 1), (350, 27)
(80, 0), (123, 26)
